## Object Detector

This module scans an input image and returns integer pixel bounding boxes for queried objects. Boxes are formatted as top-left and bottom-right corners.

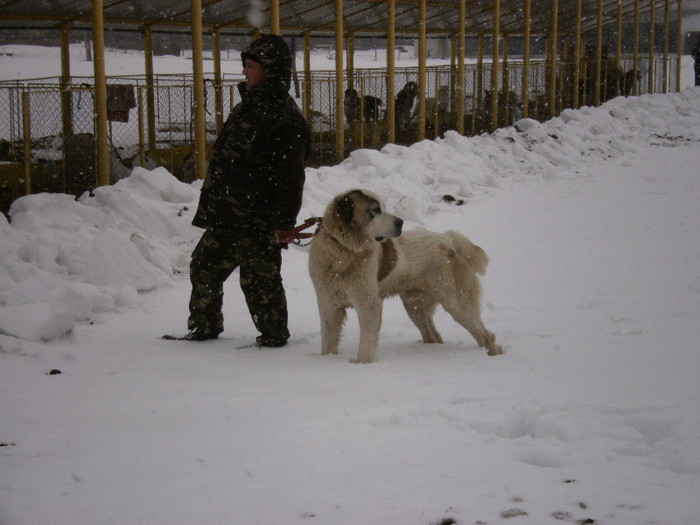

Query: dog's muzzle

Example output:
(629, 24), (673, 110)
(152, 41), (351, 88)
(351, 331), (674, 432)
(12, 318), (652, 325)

(375, 217), (403, 242)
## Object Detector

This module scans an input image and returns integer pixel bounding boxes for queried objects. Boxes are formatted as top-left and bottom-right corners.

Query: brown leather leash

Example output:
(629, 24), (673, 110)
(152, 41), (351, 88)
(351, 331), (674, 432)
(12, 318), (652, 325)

(272, 216), (323, 245)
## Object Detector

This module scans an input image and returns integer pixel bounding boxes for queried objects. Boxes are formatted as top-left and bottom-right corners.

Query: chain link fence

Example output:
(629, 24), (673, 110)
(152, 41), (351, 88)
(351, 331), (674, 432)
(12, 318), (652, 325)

(0, 55), (681, 214)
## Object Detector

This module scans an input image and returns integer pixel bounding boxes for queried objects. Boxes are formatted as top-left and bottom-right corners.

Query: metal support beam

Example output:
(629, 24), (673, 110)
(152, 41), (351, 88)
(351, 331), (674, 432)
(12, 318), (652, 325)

(386, 0), (396, 143)
(633, 0), (640, 96)
(549, 0), (558, 118)
(595, 0), (603, 106)
(303, 31), (311, 121)
(60, 22), (72, 140)
(522, 0), (531, 118)
(457, 0), (465, 133)
(92, 0), (110, 187)
(677, 0), (682, 91)
(648, 0), (655, 93)
(663, 0), (669, 93)
(22, 92), (31, 195)
(270, 0), (280, 35)
(334, 0), (344, 161)
(491, 0), (500, 131)
(212, 28), (224, 132)
(347, 32), (354, 90)
(143, 26), (156, 156)
(417, 0), (426, 141)
(191, 0), (207, 180)
(574, 0), (582, 108)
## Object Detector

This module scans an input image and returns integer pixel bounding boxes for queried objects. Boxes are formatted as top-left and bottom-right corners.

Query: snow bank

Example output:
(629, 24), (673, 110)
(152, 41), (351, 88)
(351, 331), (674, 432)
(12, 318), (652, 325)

(1, 89), (699, 341)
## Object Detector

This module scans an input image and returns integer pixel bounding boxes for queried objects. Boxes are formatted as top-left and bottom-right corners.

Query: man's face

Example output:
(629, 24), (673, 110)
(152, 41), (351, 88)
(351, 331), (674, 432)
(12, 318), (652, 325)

(243, 59), (266, 91)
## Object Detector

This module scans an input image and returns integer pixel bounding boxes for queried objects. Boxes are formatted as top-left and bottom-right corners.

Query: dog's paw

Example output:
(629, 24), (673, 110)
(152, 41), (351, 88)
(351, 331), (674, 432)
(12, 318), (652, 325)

(487, 344), (503, 356)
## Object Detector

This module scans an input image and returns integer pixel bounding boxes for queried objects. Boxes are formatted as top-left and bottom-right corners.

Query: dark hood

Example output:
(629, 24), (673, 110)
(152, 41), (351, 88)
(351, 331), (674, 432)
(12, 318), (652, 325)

(241, 34), (292, 94)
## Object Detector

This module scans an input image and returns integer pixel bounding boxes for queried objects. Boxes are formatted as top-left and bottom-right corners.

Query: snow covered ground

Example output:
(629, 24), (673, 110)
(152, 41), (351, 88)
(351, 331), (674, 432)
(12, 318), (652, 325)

(1, 46), (700, 525)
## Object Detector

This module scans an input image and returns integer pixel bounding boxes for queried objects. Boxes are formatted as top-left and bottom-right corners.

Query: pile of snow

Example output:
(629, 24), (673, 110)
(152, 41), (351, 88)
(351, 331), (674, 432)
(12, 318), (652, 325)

(2, 89), (699, 342)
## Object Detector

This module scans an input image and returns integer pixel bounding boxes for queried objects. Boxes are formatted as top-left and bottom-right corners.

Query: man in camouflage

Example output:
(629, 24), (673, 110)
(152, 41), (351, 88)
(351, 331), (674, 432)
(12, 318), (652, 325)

(183, 34), (310, 346)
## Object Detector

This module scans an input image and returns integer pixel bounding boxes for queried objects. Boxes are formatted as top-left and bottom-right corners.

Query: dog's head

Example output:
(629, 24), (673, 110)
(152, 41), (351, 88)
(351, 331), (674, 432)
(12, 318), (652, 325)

(323, 189), (403, 252)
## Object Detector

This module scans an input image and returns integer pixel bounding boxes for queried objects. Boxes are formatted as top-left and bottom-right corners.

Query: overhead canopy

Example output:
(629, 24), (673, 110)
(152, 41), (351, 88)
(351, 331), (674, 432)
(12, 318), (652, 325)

(0, 0), (679, 39)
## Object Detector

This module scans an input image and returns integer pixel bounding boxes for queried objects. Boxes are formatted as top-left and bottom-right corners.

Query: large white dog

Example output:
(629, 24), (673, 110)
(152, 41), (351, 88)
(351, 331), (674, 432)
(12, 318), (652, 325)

(308, 189), (502, 363)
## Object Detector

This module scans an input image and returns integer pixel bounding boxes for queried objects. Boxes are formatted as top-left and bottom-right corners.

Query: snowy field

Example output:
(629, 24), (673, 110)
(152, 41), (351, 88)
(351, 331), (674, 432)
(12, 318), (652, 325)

(1, 45), (700, 525)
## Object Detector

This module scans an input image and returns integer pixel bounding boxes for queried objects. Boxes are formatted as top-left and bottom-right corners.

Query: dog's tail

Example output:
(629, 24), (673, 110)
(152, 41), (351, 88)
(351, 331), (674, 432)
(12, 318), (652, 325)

(446, 231), (489, 276)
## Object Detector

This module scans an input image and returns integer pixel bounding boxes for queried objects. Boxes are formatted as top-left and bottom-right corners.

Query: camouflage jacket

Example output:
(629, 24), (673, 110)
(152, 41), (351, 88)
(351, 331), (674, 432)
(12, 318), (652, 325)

(193, 36), (310, 236)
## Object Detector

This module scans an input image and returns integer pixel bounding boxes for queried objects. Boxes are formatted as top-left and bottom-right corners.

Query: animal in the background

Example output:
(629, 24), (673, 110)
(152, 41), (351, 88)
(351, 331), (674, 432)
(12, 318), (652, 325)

(622, 68), (642, 96)
(344, 88), (383, 123)
(308, 189), (502, 364)
(394, 80), (418, 130)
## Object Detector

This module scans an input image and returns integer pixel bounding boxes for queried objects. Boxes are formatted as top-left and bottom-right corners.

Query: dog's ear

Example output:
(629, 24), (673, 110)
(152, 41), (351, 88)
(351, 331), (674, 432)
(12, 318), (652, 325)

(334, 194), (355, 224)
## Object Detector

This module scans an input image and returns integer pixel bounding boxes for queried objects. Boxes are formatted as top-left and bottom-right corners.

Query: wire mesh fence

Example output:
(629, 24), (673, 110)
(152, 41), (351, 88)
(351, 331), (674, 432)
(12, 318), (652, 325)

(0, 55), (682, 213)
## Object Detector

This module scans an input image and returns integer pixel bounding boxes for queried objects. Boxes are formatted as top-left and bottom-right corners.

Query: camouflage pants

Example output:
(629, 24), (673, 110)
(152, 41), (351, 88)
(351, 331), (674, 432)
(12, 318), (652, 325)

(188, 228), (290, 343)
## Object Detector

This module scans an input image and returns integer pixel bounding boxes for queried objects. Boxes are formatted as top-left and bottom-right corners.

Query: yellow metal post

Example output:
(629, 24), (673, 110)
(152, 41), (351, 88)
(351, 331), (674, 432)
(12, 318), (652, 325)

(574, 0), (582, 108)
(270, 0), (280, 35)
(677, 0), (682, 91)
(92, 0), (110, 187)
(347, 32), (354, 90)
(633, 0), (640, 95)
(143, 26), (156, 156)
(595, 0), (603, 106)
(491, 0), (500, 131)
(522, 0), (531, 117)
(303, 31), (311, 121)
(616, 1), (622, 96)
(191, 0), (207, 180)
(60, 22), (72, 140)
(549, 0), (558, 118)
(22, 92), (31, 195)
(477, 35), (483, 109)
(648, 0), (655, 93)
(213, 28), (224, 132)
(457, 0), (465, 133)
(335, 0), (344, 161)
(417, 0), (426, 141)
(663, 0), (669, 93)
(386, 0), (396, 143)
(138, 88), (145, 167)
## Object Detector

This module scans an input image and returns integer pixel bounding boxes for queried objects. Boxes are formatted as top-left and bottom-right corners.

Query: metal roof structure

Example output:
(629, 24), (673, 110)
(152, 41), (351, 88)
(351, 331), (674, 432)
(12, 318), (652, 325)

(0, 0), (680, 39)
(0, 0), (683, 186)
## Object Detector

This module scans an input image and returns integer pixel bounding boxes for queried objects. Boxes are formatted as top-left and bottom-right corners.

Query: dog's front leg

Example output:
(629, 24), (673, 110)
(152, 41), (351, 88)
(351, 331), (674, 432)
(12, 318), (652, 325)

(319, 302), (346, 356)
(354, 297), (382, 364)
